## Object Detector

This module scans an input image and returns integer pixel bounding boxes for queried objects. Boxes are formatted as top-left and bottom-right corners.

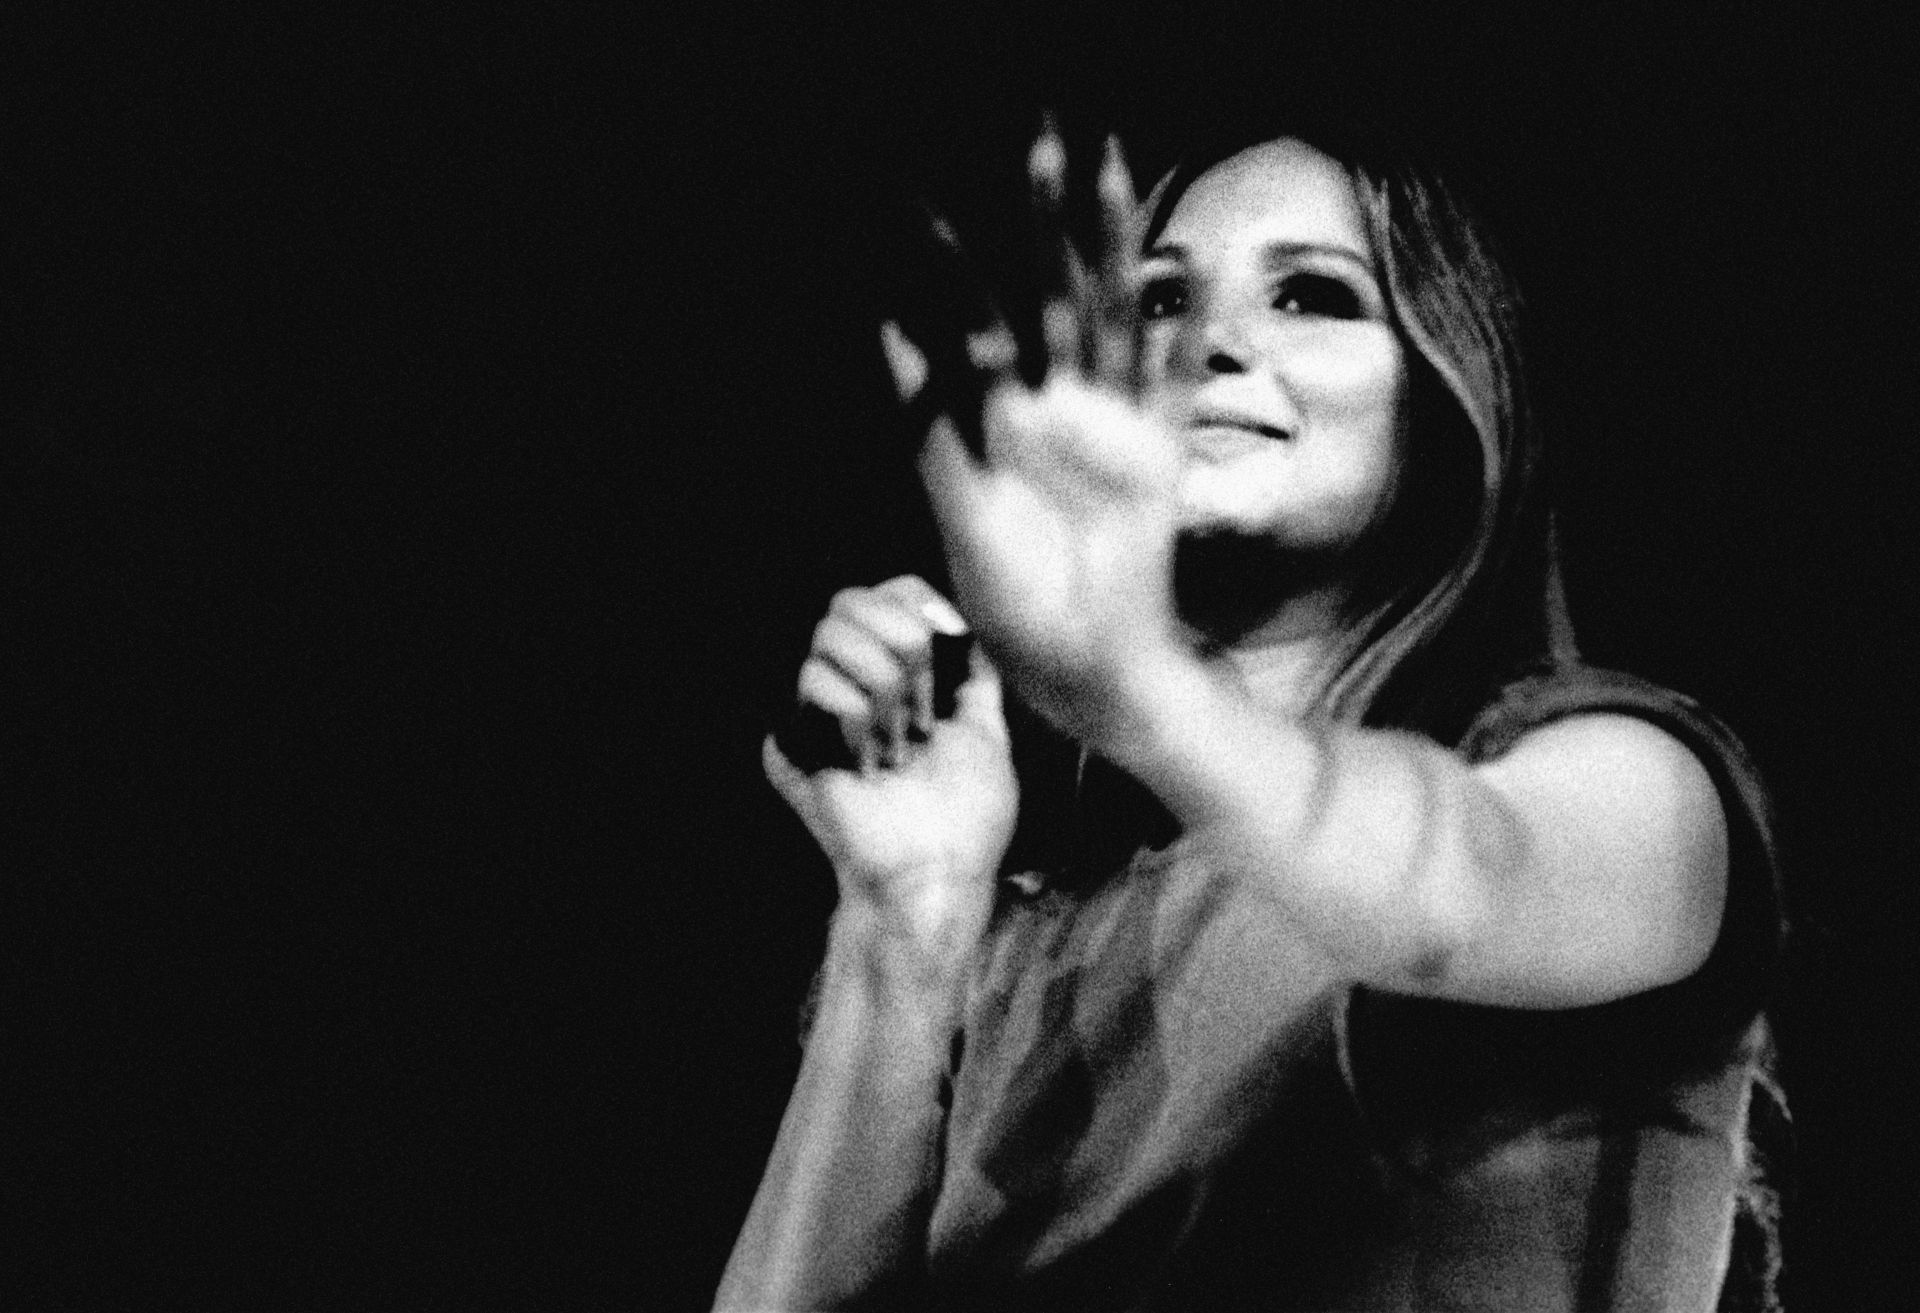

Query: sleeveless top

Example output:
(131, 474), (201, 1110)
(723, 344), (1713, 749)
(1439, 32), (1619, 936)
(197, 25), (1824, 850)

(919, 665), (1785, 1312)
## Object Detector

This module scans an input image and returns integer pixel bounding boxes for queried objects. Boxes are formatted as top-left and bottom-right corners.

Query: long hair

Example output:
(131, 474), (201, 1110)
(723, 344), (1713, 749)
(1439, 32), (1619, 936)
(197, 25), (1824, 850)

(1144, 131), (1578, 744)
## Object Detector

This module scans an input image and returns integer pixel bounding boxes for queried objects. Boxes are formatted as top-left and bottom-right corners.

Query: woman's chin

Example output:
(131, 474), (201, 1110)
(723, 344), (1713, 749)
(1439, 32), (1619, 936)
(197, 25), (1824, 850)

(1176, 507), (1348, 557)
(1175, 499), (1265, 538)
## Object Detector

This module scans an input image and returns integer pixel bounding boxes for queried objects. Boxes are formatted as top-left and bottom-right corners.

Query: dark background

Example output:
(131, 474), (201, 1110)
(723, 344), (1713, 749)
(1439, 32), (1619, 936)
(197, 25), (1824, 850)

(5, 2), (1915, 1308)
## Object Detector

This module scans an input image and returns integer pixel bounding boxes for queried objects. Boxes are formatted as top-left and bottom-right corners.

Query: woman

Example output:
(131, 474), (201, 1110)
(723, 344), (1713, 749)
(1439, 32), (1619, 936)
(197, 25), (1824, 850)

(716, 121), (1785, 1311)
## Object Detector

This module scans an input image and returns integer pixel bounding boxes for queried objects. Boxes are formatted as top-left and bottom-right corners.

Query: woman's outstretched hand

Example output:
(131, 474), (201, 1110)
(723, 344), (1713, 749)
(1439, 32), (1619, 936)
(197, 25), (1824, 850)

(892, 128), (1189, 744)
(764, 576), (1018, 973)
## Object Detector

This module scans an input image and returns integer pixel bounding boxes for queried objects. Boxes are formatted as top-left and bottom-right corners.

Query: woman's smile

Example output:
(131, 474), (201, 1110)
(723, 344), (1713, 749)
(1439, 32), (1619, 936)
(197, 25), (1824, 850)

(1143, 138), (1408, 555)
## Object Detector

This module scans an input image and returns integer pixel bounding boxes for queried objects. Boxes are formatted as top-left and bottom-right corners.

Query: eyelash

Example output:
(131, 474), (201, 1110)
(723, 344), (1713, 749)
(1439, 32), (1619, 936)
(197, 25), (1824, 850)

(1138, 277), (1188, 321)
(1274, 273), (1364, 319)
(1138, 273), (1366, 321)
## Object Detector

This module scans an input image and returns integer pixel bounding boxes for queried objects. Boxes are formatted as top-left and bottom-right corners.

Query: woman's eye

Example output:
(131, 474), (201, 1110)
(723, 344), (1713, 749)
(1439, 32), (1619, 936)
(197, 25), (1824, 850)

(1139, 277), (1188, 320)
(1274, 273), (1364, 319)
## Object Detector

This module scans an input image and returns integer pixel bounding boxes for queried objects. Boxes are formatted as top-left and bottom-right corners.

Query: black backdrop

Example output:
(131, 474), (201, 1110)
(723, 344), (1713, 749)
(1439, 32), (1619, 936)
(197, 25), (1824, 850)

(6, 3), (1917, 1308)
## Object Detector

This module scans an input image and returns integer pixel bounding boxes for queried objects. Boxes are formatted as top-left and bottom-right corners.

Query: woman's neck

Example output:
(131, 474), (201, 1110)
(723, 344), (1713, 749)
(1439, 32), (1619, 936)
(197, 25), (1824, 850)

(1170, 528), (1361, 720)
(1194, 582), (1352, 721)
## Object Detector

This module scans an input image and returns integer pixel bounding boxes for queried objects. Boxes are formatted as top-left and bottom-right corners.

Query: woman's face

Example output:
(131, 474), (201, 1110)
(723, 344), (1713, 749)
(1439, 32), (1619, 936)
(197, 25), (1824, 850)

(1142, 138), (1409, 561)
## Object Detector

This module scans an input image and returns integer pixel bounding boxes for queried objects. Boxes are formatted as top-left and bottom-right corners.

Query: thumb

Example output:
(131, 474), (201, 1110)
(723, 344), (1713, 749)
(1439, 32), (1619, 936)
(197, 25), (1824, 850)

(763, 732), (816, 811)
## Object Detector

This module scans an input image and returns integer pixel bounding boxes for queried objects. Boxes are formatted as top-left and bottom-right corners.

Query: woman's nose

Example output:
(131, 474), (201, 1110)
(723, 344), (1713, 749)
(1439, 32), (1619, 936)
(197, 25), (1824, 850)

(1205, 344), (1248, 374)
(1188, 315), (1250, 375)
(1167, 314), (1259, 380)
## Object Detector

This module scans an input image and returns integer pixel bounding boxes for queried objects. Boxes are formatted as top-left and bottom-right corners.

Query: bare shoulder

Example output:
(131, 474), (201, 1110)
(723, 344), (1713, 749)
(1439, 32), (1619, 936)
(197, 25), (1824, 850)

(1477, 712), (1728, 846)
(1465, 713), (1731, 1006)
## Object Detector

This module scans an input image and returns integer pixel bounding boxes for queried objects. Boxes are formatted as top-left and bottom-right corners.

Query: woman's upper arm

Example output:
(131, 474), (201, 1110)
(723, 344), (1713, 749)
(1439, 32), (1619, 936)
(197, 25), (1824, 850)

(1435, 713), (1730, 1010)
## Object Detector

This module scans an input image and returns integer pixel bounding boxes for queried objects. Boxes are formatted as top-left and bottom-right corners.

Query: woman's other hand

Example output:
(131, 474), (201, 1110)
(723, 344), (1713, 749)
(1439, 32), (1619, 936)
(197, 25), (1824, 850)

(764, 576), (1018, 974)
(896, 128), (1190, 741)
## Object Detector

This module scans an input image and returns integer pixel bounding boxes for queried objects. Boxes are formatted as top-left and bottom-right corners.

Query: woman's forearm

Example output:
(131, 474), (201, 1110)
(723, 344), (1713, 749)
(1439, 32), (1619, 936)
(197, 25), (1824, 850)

(714, 901), (968, 1311)
(1085, 646), (1726, 1009)
(1088, 647), (1523, 993)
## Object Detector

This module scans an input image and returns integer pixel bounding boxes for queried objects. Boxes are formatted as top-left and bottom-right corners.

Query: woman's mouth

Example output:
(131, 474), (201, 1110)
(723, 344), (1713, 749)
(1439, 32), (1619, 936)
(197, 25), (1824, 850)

(1186, 409), (1289, 441)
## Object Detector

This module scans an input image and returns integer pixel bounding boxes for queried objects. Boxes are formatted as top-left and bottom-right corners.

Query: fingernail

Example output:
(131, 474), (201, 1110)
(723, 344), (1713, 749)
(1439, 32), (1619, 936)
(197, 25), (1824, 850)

(920, 595), (967, 635)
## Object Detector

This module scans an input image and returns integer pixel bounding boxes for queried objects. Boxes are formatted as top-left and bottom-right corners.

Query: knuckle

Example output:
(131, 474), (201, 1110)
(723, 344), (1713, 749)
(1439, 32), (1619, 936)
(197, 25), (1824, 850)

(809, 614), (843, 651)
(867, 659), (908, 701)
(867, 589), (935, 645)
(797, 658), (851, 704)
(795, 658), (826, 699)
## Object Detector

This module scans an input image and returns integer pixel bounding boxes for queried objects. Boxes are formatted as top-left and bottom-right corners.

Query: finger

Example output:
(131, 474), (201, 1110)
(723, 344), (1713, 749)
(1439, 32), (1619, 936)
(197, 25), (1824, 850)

(966, 323), (1021, 384)
(872, 577), (966, 735)
(1093, 133), (1145, 392)
(764, 730), (811, 796)
(900, 209), (1020, 454)
(882, 314), (974, 456)
(781, 659), (874, 774)
(797, 656), (874, 727)
(793, 660), (880, 775)
(812, 612), (916, 712)
(1027, 114), (1080, 385)
(879, 319), (929, 404)
(873, 575), (969, 636)
(1043, 266), (1090, 379)
(831, 584), (965, 755)
(829, 585), (950, 663)
(822, 604), (915, 770)
(874, 577), (966, 737)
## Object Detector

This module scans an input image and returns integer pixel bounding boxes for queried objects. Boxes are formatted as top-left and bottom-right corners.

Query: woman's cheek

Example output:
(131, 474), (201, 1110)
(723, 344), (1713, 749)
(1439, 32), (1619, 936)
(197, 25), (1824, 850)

(1277, 440), (1404, 550)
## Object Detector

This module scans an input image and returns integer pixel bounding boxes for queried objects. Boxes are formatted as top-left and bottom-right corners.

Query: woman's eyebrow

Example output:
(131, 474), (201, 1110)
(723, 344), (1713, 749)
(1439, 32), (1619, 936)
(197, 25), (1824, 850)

(1259, 240), (1375, 273)
(1142, 239), (1375, 273)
